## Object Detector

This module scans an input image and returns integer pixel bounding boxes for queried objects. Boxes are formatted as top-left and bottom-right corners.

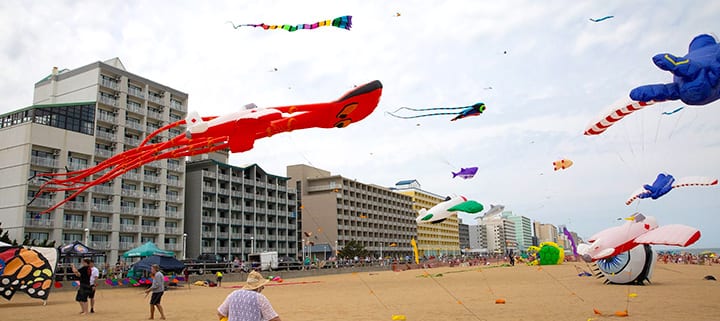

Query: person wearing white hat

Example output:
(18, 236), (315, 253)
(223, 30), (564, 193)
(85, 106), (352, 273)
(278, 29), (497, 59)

(217, 270), (281, 321)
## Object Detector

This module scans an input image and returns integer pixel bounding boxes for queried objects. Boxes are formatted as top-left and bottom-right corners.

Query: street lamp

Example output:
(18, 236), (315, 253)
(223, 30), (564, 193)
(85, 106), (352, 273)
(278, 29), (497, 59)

(380, 242), (383, 262)
(84, 228), (90, 245)
(250, 236), (255, 254)
(182, 233), (188, 260)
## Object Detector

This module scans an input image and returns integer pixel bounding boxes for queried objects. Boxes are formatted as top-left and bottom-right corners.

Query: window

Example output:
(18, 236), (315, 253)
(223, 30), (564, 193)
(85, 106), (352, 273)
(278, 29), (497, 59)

(165, 221), (178, 228)
(63, 233), (83, 242)
(120, 235), (135, 243)
(141, 237), (155, 243)
(120, 218), (135, 225)
(92, 216), (110, 223)
(25, 232), (49, 241)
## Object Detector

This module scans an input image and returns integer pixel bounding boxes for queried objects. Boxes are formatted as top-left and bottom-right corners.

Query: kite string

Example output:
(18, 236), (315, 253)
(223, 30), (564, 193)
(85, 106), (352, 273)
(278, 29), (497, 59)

(420, 269), (485, 321)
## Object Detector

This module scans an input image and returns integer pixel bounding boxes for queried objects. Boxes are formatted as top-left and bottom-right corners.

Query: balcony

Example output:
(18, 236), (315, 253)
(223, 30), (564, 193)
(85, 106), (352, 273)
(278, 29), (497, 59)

(278, 186), (287, 192)
(99, 96), (119, 107)
(231, 191), (242, 197)
(217, 247), (229, 253)
(203, 186), (216, 193)
(142, 226), (159, 233)
(243, 179), (253, 185)
(231, 219), (242, 225)
(231, 247), (242, 253)
(217, 232), (229, 238)
(166, 195), (182, 203)
(218, 188), (229, 195)
(266, 209), (277, 215)
(145, 159), (164, 168)
(256, 181), (266, 188)
(231, 204), (243, 211)
(91, 203), (113, 213)
(121, 188), (141, 197)
(124, 137), (141, 146)
(30, 156), (58, 168)
(90, 241), (111, 250)
(166, 211), (182, 219)
(267, 197), (277, 203)
(65, 201), (89, 211)
(97, 113), (116, 124)
(128, 87), (145, 99)
(147, 110), (163, 120)
(266, 222), (277, 228)
(146, 125), (160, 133)
(203, 171), (217, 178)
(94, 148), (113, 158)
(217, 217), (229, 224)
(121, 206), (138, 214)
(167, 179), (181, 187)
(91, 222), (112, 230)
(217, 203), (229, 210)
(244, 193), (254, 199)
(165, 227), (181, 234)
(143, 175), (161, 184)
(142, 208), (160, 217)
(244, 206), (255, 212)
(218, 174), (230, 181)
(165, 243), (182, 251)
(25, 217), (54, 227)
(27, 197), (54, 208)
(142, 191), (158, 199)
(202, 231), (215, 238)
(119, 242), (137, 250)
(266, 235), (276, 241)
(122, 172), (142, 181)
(167, 163), (182, 172)
(202, 246), (214, 253)
(255, 221), (266, 227)
(170, 99), (185, 111)
(201, 216), (216, 223)
(202, 201), (215, 208)
(120, 224), (139, 232)
(148, 94), (163, 105)
(126, 103), (143, 114)
(92, 185), (114, 194)
(125, 121), (144, 131)
(277, 235), (287, 241)
(61, 220), (84, 229)
(100, 78), (119, 90)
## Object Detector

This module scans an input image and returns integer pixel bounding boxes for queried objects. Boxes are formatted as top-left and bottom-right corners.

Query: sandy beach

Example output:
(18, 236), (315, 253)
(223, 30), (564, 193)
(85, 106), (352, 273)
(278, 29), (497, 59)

(2, 263), (719, 321)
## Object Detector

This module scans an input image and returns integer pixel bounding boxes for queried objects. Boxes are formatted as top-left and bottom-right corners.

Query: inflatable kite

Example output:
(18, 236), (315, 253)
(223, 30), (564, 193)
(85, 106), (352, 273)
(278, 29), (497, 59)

(0, 245), (58, 301)
(416, 195), (484, 224)
(562, 227), (578, 256)
(589, 15), (614, 22)
(593, 244), (657, 285)
(227, 15), (352, 32)
(585, 34), (720, 136)
(527, 242), (564, 265)
(625, 173), (717, 205)
(578, 213), (700, 262)
(552, 158), (573, 171)
(479, 204), (505, 220)
(30, 81), (383, 213)
(452, 167), (478, 179)
(386, 103), (486, 121)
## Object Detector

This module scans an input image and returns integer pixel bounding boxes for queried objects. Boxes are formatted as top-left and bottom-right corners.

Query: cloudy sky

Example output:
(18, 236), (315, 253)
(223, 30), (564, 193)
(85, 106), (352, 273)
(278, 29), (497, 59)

(2, 1), (719, 247)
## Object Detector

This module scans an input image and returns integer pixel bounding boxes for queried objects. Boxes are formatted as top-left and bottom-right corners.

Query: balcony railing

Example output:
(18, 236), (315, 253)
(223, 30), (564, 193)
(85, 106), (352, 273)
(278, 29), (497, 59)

(26, 218), (54, 227)
(125, 121), (144, 131)
(90, 241), (111, 249)
(128, 87), (145, 98)
(122, 172), (141, 181)
(217, 217), (229, 224)
(231, 219), (242, 225)
(202, 246), (214, 253)
(231, 204), (243, 211)
(142, 226), (159, 233)
(218, 188), (229, 195)
(97, 113), (116, 123)
(99, 96), (118, 107)
(91, 222), (111, 230)
(91, 203), (113, 213)
(202, 201), (215, 208)
(217, 247), (229, 253)
(94, 148), (113, 158)
(121, 188), (141, 197)
(147, 111), (163, 120)
(165, 227), (181, 234)
(217, 232), (229, 238)
(142, 191), (158, 199)
(166, 195), (182, 203)
(121, 206), (139, 214)
(167, 179), (181, 187)
(170, 100), (184, 111)
(167, 163), (182, 172)
(231, 190), (242, 197)
(27, 197), (54, 208)
(62, 220), (84, 229)
(30, 156), (58, 168)
(217, 203), (229, 210)
(65, 201), (89, 211)
(95, 130), (117, 141)
(165, 243), (182, 251)
(120, 225), (139, 232)
(148, 94), (163, 104)
(218, 174), (230, 181)
(166, 211), (182, 219)
(203, 186), (216, 193)
(119, 242), (136, 250)
(100, 79), (119, 90)
(142, 208), (160, 217)
(202, 231), (215, 238)
(201, 216), (216, 223)
(124, 137), (141, 146)
(126, 103), (143, 114)
(92, 185), (114, 194)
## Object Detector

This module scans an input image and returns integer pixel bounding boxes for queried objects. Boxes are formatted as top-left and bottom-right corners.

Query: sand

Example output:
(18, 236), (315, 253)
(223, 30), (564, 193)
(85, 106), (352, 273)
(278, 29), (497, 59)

(2, 263), (719, 321)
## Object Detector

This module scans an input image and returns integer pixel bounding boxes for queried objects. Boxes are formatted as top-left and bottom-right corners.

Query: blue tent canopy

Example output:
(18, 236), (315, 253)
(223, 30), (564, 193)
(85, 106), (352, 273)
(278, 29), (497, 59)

(122, 241), (174, 258)
(132, 255), (185, 273)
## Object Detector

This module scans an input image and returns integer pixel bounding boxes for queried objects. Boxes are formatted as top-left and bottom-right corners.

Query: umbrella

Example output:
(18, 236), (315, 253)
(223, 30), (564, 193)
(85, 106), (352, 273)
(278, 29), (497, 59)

(132, 255), (185, 273)
(122, 242), (174, 258)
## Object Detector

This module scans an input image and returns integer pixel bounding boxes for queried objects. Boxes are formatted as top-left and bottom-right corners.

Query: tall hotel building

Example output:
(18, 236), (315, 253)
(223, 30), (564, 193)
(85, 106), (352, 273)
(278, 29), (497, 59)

(287, 165), (417, 258)
(184, 157), (298, 261)
(0, 58), (187, 263)
(392, 180), (460, 257)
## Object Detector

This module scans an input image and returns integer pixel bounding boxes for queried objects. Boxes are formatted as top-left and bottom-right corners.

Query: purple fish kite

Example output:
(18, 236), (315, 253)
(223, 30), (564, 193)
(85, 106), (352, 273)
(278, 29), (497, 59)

(563, 227), (578, 256)
(452, 167), (478, 179)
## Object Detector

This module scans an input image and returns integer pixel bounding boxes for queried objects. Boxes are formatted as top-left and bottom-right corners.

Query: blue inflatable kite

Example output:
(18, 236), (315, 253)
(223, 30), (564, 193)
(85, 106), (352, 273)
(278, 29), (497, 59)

(630, 34), (720, 105)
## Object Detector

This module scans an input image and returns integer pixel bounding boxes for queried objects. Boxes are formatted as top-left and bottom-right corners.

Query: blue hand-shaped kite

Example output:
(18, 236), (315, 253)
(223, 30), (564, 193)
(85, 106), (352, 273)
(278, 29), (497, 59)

(639, 173), (675, 200)
(630, 34), (720, 105)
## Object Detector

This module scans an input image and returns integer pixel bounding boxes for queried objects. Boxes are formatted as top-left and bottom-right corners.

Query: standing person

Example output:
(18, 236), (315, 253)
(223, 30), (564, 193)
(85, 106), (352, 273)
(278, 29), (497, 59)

(216, 270), (223, 287)
(183, 267), (190, 288)
(71, 258), (93, 315)
(89, 259), (100, 313)
(217, 271), (282, 321)
(144, 264), (166, 320)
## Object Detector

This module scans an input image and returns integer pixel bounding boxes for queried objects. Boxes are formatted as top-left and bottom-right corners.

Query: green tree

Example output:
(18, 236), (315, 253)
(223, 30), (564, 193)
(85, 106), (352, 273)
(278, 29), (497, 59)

(338, 239), (368, 259)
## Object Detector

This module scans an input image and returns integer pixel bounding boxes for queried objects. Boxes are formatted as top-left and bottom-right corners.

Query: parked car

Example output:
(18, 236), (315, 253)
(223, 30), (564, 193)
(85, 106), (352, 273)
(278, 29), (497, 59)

(277, 256), (302, 270)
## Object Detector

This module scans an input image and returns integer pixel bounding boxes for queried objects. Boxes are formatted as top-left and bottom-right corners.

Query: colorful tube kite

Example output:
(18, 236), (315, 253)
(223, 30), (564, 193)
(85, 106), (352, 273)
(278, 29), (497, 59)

(228, 16), (352, 32)
(625, 173), (717, 205)
(29, 81), (383, 213)
(386, 103), (486, 121)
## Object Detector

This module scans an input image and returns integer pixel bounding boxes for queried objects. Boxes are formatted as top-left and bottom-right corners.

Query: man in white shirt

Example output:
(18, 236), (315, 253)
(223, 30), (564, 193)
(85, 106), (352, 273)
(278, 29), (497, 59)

(217, 271), (281, 321)
(89, 259), (100, 313)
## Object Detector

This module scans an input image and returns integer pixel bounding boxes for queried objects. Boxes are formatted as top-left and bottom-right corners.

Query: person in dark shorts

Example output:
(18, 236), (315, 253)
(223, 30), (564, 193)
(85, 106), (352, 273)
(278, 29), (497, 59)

(89, 259), (100, 313)
(216, 271), (223, 287)
(71, 258), (93, 315)
(144, 264), (166, 320)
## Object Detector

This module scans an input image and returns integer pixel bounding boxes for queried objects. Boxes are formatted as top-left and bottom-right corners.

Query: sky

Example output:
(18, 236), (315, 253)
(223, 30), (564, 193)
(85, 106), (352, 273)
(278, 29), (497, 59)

(1, 0), (719, 247)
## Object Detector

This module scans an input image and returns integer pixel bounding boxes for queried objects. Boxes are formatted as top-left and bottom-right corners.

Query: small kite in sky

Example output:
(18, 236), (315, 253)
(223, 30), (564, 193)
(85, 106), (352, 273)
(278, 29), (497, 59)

(452, 167), (478, 179)
(479, 204), (505, 220)
(553, 158), (573, 171)
(662, 106), (684, 115)
(625, 173), (718, 205)
(589, 16), (614, 22)
(394, 13), (401, 17)
(386, 103), (486, 121)
(227, 15), (352, 32)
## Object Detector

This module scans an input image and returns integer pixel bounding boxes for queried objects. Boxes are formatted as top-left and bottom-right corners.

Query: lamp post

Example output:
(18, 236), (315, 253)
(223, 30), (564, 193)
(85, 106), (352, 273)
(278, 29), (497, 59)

(380, 242), (383, 262)
(84, 228), (90, 245)
(182, 233), (187, 260)
(250, 236), (255, 254)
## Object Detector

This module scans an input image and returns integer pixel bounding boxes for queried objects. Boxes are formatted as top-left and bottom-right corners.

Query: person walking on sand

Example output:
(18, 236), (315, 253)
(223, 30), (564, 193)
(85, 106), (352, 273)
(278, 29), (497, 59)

(89, 259), (100, 313)
(217, 270), (282, 321)
(216, 270), (224, 287)
(71, 258), (93, 315)
(144, 264), (166, 320)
